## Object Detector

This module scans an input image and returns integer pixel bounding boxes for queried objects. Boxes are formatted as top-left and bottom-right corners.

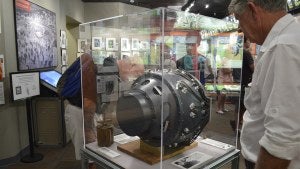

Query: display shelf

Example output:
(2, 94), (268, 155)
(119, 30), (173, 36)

(81, 137), (240, 169)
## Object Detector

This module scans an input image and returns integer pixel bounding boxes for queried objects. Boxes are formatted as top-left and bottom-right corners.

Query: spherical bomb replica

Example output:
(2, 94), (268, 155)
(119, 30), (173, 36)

(116, 70), (210, 148)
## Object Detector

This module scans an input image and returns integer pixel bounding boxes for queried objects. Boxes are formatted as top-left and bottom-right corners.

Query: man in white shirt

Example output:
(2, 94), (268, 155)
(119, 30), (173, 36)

(228, 0), (300, 169)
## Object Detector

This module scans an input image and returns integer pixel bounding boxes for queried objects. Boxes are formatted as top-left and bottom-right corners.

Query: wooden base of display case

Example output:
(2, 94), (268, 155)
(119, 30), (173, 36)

(117, 140), (198, 165)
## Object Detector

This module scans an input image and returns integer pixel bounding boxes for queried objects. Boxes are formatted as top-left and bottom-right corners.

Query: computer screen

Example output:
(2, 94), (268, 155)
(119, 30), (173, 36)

(40, 70), (62, 92)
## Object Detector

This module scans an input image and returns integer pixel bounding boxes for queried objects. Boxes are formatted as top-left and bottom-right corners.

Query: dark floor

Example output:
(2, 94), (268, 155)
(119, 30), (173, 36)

(1, 143), (81, 169)
(1, 99), (246, 169)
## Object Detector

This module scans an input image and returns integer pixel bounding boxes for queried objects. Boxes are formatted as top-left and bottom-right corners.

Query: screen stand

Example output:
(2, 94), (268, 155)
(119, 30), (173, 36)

(21, 98), (43, 163)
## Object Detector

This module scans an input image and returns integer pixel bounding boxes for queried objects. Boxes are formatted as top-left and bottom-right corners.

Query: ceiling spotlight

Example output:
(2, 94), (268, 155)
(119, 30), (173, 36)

(205, 4), (209, 9)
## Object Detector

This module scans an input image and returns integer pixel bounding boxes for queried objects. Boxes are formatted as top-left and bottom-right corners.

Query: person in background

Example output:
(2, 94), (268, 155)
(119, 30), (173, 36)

(58, 53), (97, 169)
(182, 45), (194, 75)
(229, 0), (300, 168)
(198, 53), (213, 85)
(216, 58), (233, 114)
(230, 36), (254, 132)
(163, 50), (177, 70)
(60, 54), (144, 167)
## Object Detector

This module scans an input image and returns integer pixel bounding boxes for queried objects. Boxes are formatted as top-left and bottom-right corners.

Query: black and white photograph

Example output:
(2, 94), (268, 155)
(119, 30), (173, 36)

(131, 38), (139, 51)
(14, 1), (57, 71)
(171, 152), (213, 169)
(78, 39), (87, 53)
(0, 54), (5, 79)
(106, 38), (116, 51)
(132, 51), (140, 57)
(15, 86), (22, 95)
(92, 50), (106, 64)
(139, 41), (150, 50)
(107, 52), (117, 59)
(121, 52), (131, 60)
(61, 49), (67, 65)
(92, 37), (104, 50)
(121, 38), (130, 51)
(60, 30), (66, 49)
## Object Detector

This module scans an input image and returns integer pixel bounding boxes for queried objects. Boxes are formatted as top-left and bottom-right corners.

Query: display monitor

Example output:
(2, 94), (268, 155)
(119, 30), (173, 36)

(10, 72), (40, 101)
(40, 70), (62, 92)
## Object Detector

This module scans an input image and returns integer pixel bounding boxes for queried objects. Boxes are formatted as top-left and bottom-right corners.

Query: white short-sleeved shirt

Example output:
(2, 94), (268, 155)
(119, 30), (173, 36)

(240, 14), (300, 169)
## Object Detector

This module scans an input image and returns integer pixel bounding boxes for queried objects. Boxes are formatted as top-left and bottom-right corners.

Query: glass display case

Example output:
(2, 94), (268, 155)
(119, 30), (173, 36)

(79, 8), (242, 169)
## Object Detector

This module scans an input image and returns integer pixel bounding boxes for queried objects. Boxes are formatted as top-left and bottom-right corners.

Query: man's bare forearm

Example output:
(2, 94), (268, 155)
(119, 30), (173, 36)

(255, 147), (290, 169)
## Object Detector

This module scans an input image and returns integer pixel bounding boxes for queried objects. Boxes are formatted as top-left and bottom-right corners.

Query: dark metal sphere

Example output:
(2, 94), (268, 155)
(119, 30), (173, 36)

(116, 69), (210, 148)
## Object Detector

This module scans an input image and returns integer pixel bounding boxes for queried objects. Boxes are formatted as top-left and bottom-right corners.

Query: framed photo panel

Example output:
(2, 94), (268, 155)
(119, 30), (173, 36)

(132, 51), (140, 57)
(92, 50), (106, 64)
(121, 38), (130, 51)
(106, 38), (116, 51)
(0, 54), (5, 80)
(131, 38), (139, 51)
(140, 41), (150, 50)
(14, 1), (57, 70)
(92, 37), (104, 50)
(60, 30), (66, 49)
(121, 52), (131, 60)
(61, 49), (67, 65)
(78, 39), (87, 53)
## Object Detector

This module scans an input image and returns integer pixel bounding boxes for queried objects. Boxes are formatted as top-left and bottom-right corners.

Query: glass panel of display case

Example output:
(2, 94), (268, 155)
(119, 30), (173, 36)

(80, 7), (241, 169)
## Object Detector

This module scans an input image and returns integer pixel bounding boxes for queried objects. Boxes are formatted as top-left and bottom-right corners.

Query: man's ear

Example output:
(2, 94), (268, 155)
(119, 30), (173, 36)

(247, 2), (259, 21)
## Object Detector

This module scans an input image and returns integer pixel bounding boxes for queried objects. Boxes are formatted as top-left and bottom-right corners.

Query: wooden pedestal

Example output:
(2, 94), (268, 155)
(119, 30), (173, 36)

(117, 140), (198, 165)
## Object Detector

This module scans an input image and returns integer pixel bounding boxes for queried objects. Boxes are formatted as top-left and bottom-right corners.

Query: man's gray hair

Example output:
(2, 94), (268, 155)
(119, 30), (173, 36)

(228, 0), (287, 15)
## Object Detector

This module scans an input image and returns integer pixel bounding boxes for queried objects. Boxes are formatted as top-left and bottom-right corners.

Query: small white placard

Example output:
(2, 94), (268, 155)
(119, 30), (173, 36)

(96, 147), (120, 158)
(172, 151), (213, 169)
(114, 133), (139, 144)
(199, 138), (235, 152)
(11, 72), (40, 101)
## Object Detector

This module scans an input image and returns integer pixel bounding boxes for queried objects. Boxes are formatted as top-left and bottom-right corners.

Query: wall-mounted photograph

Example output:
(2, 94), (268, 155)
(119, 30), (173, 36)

(121, 52), (131, 60)
(14, 0), (57, 71)
(60, 30), (66, 49)
(139, 41), (150, 51)
(131, 38), (139, 51)
(106, 38), (116, 51)
(61, 49), (67, 65)
(121, 38), (130, 51)
(78, 39), (87, 53)
(0, 54), (5, 80)
(92, 37), (104, 50)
